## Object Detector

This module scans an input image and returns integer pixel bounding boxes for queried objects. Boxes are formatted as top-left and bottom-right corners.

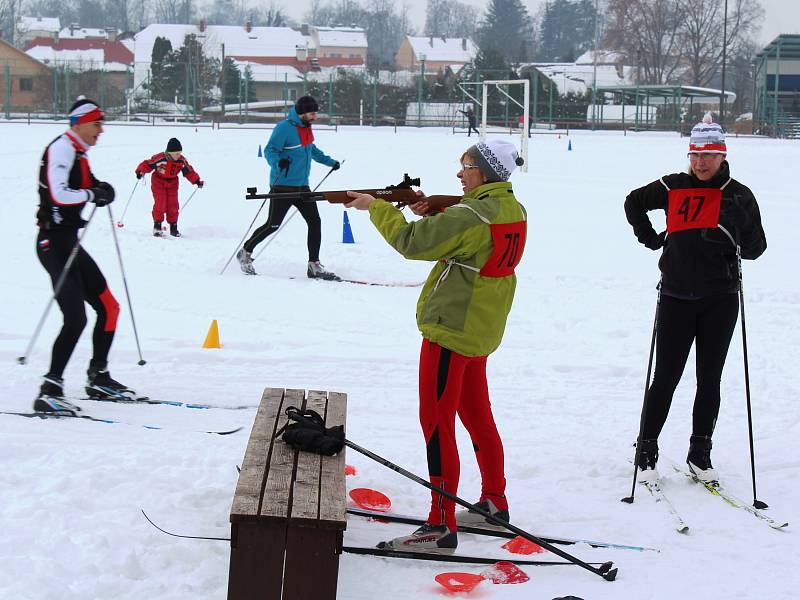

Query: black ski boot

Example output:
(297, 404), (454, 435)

(307, 261), (341, 281)
(85, 362), (136, 400)
(169, 222), (181, 237)
(687, 435), (718, 484)
(636, 438), (659, 483)
(33, 373), (81, 414)
(153, 221), (163, 237)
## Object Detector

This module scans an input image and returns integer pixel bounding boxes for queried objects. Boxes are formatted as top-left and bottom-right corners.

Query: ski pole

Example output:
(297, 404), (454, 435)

(116, 177), (142, 228)
(18, 205), (99, 365)
(219, 199), (267, 275)
(343, 438), (617, 581)
(107, 206), (147, 366)
(180, 186), (200, 212)
(219, 160), (293, 275)
(253, 160), (344, 261)
(736, 246), (767, 509)
(717, 224), (767, 509)
(622, 280), (662, 504)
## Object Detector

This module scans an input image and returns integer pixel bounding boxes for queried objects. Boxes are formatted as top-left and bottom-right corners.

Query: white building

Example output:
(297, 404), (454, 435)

(521, 51), (634, 96)
(16, 16), (60, 46)
(133, 23), (308, 91)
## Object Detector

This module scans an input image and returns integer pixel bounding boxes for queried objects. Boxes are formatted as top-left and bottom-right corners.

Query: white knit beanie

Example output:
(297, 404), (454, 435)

(467, 139), (524, 182)
(689, 113), (727, 154)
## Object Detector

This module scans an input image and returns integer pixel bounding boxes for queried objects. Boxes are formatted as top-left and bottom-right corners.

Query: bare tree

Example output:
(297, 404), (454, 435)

(605, 0), (685, 84)
(155, 0), (192, 24)
(0, 0), (21, 44)
(424, 0), (477, 38)
(680, 0), (763, 87)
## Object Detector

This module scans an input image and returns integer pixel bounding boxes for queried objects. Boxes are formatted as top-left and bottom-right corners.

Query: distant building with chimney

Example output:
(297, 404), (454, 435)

(395, 35), (477, 75)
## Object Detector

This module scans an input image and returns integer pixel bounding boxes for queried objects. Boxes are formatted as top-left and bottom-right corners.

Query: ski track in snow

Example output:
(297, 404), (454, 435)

(0, 123), (797, 599)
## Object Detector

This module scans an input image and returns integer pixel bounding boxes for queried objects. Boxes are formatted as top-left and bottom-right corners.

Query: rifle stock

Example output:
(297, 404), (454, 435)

(245, 187), (461, 212)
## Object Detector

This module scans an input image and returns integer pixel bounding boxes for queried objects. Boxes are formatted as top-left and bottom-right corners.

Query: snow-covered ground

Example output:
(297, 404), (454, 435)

(0, 122), (797, 599)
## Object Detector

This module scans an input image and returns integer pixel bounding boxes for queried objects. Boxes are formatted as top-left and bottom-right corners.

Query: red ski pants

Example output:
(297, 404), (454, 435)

(419, 339), (508, 531)
(151, 176), (180, 224)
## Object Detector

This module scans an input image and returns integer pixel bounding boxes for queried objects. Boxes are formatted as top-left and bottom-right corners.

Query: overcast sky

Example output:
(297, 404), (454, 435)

(281, 0), (799, 48)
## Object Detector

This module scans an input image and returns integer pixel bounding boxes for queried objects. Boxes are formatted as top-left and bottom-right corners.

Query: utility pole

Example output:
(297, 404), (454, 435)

(591, 0), (600, 130)
(720, 0), (729, 124)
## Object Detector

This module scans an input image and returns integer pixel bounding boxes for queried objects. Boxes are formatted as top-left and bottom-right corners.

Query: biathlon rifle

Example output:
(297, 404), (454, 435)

(245, 174), (461, 212)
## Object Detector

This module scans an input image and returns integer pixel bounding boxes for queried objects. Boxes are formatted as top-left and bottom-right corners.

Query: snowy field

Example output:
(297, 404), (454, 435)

(0, 122), (798, 599)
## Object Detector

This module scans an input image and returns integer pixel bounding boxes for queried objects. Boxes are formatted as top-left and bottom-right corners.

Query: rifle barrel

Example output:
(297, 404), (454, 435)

(244, 188), (461, 211)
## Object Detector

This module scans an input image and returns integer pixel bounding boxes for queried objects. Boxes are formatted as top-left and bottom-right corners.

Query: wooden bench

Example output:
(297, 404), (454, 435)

(228, 388), (347, 600)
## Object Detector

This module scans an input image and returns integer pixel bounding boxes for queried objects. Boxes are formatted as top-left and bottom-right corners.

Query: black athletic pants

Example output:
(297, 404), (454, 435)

(642, 292), (739, 440)
(243, 185), (322, 261)
(36, 228), (119, 378)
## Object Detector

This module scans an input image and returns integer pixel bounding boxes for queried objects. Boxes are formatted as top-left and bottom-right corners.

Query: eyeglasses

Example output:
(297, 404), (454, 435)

(167, 151), (182, 158)
(460, 163), (480, 171)
(687, 152), (722, 161)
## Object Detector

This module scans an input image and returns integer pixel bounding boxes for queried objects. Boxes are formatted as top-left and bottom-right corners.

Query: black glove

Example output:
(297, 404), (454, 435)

(196, 180), (204, 188)
(135, 171), (144, 179)
(720, 199), (751, 231)
(645, 230), (666, 251)
(90, 182), (115, 206)
(278, 158), (290, 171)
(331, 161), (341, 171)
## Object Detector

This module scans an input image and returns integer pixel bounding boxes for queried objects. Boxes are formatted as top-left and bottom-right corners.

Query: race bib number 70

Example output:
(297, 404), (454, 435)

(666, 188), (722, 233)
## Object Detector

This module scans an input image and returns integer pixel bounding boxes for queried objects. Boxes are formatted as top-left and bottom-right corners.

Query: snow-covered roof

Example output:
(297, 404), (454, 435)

(528, 62), (633, 95)
(406, 36), (477, 63)
(59, 27), (112, 39)
(25, 46), (130, 72)
(17, 16), (60, 33)
(312, 27), (367, 49)
(134, 24), (307, 63)
(232, 60), (304, 83)
(575, 50), (624, 65)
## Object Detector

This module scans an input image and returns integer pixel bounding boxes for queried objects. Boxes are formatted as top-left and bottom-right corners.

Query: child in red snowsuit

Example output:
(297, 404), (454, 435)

(135, 137), (203, 237)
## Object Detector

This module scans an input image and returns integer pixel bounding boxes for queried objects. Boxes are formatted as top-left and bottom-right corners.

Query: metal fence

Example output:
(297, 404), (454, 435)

(1, 59), (755, 134)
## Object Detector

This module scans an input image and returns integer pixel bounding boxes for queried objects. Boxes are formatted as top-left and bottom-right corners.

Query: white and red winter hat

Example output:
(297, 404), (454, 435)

(467, 139), (525, 182)
(689, 113), (726, 154)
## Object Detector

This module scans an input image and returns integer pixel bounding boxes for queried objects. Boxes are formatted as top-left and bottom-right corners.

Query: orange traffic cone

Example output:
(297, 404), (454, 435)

(202, 319), (221, 348)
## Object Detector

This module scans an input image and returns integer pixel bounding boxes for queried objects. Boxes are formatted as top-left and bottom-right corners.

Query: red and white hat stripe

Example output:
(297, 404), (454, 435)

(69, 103), (104, 125)
(688, 113), (727, 154)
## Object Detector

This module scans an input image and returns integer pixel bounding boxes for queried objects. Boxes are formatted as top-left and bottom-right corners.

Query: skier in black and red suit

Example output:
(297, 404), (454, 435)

(135, 137), (203, 237)
(34, 97), (137, 414)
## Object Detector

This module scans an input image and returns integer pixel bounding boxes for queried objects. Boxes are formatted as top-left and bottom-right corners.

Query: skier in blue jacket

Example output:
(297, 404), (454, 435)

(237, 95), (341, 279)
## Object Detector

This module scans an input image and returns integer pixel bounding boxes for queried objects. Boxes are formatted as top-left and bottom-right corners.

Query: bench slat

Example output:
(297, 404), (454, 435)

(289, 390), (326, 522)
(260, 388), (304, 519)
(231, 388), (283, 519)
(319, 390), (347, 527)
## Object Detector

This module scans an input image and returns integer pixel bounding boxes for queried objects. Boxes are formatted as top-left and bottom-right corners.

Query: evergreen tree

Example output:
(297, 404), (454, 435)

(538, 0), (597, 62)
(149, 36), (174, 101)
(475, 0), (533, 64)
(221, 58), (256, 104)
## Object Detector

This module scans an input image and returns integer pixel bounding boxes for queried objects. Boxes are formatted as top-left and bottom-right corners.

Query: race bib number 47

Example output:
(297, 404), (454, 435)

(667, 188), (721, 233)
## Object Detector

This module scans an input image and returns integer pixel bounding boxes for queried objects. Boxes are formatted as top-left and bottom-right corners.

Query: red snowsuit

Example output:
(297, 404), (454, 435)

(135, 153), (201, 224)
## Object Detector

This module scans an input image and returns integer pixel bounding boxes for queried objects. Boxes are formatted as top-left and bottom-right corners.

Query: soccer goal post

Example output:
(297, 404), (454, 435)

(480, 79), (529, 173)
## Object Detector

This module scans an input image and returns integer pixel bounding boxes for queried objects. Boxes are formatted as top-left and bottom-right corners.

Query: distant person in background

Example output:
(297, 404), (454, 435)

(459, 106), (480, 137)
(135, 137), (204, 238)
(345, 139), (526, 553)
(236, 95), (341, 279)
(624, 113), (767, 485)
(34, 98), (136, 414)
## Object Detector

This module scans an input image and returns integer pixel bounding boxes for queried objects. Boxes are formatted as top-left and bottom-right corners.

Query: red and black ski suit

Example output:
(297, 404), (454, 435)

(135, 153), (201, 225)
(37, 131), (120, 377)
